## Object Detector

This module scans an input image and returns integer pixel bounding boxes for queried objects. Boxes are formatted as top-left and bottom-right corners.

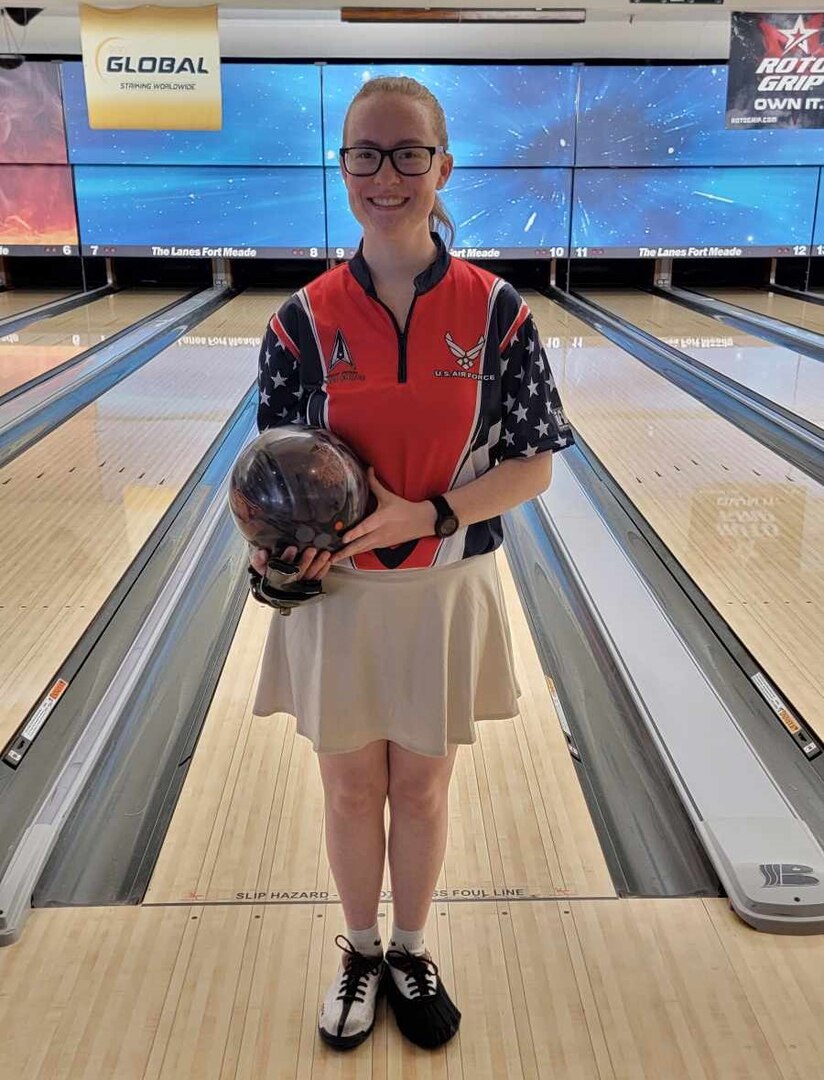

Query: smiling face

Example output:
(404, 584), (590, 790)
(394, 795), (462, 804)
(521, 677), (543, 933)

(341, 92), (453, 240)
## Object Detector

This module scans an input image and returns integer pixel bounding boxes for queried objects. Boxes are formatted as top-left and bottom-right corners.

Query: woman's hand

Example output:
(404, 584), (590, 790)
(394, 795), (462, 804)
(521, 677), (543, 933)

(248, 543), (333, 582)
(330, 467), (435, 563)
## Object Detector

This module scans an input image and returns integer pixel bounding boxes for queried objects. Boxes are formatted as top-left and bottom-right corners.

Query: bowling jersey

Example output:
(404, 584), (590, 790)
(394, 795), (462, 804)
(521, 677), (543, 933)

(256, 233), (574, 573)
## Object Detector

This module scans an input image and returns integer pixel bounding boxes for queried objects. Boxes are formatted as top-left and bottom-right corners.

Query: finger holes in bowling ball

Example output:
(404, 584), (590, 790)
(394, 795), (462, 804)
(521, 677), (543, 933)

(296, 525), (315, 545)
(314, 533), (333, 550)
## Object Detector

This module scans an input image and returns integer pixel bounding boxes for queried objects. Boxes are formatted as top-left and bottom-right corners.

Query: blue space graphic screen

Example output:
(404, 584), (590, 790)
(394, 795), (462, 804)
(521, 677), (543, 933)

(325, 167), (571, 257)
(74, 166), (327, 257)
(322, 65), (576, 167)
(62, 62), (323, 166)
(577, 66), (824, 167)
(812, 171), (824, 251)
(572, 166), (818, 257)
(51, 61), (824, 261)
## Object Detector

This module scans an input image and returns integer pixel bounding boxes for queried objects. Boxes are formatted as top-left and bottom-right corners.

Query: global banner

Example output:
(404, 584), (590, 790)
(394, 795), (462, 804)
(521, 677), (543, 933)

(79, 4), (221, 130)
(727, 12), (824, 128)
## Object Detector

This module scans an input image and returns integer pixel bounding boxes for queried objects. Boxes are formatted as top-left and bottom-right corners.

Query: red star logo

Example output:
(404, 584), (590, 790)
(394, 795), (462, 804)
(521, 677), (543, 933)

(760, 14), (824, 58)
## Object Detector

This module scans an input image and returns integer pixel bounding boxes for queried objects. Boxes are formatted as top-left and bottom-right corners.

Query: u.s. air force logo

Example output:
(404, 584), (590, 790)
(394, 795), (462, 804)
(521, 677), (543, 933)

(328, 329), (364, 382)
(446, 332), (484, 370)
(433, 331), (494, 381)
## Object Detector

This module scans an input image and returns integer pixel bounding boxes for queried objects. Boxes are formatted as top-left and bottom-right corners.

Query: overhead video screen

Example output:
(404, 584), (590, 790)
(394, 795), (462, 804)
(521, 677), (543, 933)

(325, 167), (571, 259)
(0, 63), (67, 164)
(811, 170), (824, 254)
(74, 166), (326, 258)
(62, 62), (323, 166)
(0, 166), (79, 255)
(577, 66), (824, 167)
(323, 65), (576, 167)
(571, 166), (818, 258)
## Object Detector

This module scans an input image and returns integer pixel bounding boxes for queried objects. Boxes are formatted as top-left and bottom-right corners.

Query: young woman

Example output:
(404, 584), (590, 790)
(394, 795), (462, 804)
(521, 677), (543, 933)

(250, 75), (574, 1052)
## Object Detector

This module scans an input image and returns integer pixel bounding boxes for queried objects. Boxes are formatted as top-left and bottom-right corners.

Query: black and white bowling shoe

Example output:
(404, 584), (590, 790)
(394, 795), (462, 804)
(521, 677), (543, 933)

(318, 935), (387, 1050)
(384, 944), (461, 1050)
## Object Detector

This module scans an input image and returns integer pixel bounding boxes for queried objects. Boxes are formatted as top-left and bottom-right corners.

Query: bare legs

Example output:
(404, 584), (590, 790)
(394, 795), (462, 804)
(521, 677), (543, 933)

(318, 739), (460, 930)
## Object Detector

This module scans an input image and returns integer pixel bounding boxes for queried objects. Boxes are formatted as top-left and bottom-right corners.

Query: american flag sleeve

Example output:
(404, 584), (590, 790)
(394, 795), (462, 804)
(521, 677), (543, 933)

(499, 312), (574, 460)
(256, 316), (303, 434)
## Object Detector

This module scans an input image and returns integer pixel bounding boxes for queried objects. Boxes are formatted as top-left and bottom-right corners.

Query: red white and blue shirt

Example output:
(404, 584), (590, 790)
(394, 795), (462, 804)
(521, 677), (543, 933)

(257, 233), (574, 573)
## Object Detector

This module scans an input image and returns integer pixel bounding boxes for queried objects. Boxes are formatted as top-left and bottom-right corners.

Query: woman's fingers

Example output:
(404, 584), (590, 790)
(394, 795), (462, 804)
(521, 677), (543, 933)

(250, 546), (269, 575)
(293, 547), (315, 579)
(297, 548), (333, 580)
(305, 550), (333, 580)
(249, 545), (330, 582)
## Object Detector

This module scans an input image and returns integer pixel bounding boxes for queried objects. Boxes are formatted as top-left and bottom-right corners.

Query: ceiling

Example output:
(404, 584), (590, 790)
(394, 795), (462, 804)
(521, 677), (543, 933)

(17, 0), (814, 13)
(2, 0), (817, 59)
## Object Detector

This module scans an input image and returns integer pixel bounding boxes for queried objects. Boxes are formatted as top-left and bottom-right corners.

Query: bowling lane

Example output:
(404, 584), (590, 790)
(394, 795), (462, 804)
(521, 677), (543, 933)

(143, 547), (616, 910)
(0, 288), (188, 399)
(582, 288), (824, 430)
(0, 289), (286, 749)
(0, 288), (78, 321)
(528, 291), (824, 732)
(696, 286), (824, 338)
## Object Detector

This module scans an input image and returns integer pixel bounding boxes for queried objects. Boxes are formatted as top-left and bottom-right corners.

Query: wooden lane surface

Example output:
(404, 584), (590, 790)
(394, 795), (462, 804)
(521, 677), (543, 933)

(582, 288), (824, 430)
(5, 302), (824, 1076)
(699, 286), (824, 337)
(0, 289), (287, 750)
(529, 292), (824, 733)
(144, 548), (615, 908)
(0, 289), (76, 320)
(3, 893), (824, 1076)
(0, 288), (187, 398)
(0, 542), (622, 1076)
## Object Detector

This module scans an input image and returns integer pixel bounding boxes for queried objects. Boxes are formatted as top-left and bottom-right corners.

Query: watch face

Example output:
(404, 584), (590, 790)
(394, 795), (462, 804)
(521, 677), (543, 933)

(440, 515), (459, 537)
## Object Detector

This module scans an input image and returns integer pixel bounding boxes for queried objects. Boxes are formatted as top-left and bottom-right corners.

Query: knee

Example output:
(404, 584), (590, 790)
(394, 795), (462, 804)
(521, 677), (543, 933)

(325, 778), (388, 818)
(388, 778), (448, 818)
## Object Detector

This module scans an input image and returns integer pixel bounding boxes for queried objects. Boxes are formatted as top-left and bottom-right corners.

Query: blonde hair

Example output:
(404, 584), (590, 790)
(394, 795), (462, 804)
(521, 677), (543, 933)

(343, 75), (455, 250)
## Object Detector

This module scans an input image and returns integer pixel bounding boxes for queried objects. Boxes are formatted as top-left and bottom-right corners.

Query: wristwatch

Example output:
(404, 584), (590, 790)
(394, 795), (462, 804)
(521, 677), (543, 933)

(429, 494), (459, 538)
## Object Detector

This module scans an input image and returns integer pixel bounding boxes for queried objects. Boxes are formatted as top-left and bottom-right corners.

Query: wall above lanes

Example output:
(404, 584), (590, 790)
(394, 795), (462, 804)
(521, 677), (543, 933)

(14, 8), (733, 62)
(3, 56), (824, 261)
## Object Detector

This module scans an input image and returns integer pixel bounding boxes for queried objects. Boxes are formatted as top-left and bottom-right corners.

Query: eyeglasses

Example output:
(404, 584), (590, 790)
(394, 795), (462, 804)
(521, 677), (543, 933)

(339, 145), (446, 177)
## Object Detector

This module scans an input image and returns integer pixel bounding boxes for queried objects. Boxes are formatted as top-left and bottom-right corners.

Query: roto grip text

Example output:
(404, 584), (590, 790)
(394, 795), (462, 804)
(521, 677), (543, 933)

(753, 56), (824, 113)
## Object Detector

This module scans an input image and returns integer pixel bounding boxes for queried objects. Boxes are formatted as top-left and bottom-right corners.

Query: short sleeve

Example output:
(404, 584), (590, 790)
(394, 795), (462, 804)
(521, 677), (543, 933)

(256, 309), (304, 434)
(499, 310), (574, 460)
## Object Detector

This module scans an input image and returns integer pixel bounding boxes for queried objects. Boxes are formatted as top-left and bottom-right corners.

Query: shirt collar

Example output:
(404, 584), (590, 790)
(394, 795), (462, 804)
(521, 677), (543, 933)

(347, 232), (451, 298)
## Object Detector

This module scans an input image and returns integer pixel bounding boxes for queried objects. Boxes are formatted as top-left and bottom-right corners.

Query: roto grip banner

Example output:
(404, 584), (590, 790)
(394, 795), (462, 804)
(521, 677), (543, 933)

(79, 4), (221, 130)
(727, 13), (824, 128)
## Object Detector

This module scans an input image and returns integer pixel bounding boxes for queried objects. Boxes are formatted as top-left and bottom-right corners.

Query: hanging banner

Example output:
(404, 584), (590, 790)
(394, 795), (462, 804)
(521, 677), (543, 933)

(727, 12), (824, 128)
(79, 4), (221, 130)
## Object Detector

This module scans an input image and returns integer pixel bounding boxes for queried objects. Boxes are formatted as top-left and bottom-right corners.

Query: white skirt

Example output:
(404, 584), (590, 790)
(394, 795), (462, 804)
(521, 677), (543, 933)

(252, 550), (521, 758)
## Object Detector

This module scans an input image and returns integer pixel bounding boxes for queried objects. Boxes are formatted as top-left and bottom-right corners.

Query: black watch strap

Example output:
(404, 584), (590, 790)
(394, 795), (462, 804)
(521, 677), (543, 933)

(430, 494), (459, 537)
(430, 494), (454, 520)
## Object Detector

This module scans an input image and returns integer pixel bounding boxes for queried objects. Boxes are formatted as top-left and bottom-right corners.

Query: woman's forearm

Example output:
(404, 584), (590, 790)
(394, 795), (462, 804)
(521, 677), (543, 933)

(433, 453), (553, 531)
(333, 454), (555, 562)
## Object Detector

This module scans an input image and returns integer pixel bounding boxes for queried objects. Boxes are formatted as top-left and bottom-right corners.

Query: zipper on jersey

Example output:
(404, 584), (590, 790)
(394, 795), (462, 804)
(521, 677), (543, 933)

(372, 294), (419, 384)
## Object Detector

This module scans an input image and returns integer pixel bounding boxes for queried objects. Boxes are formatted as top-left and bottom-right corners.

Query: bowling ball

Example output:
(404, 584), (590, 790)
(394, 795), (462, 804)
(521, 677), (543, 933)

(228, 425), (370, 557)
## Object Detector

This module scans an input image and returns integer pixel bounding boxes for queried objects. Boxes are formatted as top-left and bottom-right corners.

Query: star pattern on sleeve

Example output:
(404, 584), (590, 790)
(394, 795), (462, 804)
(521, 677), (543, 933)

(256, 320), (303, 433)
(499, 312), (574, 460)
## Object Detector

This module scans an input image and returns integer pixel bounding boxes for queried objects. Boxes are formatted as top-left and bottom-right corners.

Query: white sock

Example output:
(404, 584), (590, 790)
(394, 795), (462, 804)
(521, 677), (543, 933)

(346, 922), (383, 958)
(388, 924), (426, 955)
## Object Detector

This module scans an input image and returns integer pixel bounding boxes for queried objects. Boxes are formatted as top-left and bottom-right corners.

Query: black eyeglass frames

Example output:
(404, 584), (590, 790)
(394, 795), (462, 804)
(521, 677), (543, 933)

(339, 145), (446, 177)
